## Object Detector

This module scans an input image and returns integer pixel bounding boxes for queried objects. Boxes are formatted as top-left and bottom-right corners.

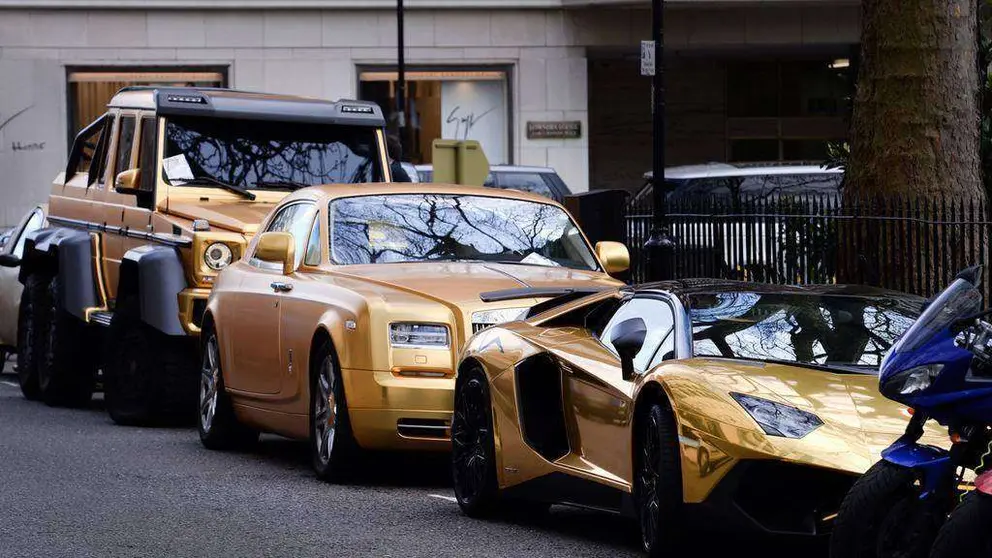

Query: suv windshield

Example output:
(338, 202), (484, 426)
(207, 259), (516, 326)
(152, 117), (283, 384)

(162, 116), (381, 190)
(688, 292), (922, 371)
(329, 193), (599, 270)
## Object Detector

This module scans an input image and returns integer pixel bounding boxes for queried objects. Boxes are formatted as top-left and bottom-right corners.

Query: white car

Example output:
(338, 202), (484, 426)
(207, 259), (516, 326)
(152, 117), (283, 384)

(630, 163), (844, 281)
(0, 205), (47, 372)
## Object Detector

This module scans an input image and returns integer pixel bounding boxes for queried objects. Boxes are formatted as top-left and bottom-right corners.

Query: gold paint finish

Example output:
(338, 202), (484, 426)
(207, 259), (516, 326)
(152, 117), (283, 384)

(208, 184), (622, 453)
(594, 241), (630, 276)
(460, 301), (950, 508)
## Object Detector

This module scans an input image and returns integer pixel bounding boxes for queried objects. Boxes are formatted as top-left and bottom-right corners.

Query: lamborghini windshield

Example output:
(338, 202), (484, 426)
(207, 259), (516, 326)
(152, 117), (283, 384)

(688, 292), (922, 371)
(162, 116), (383, 190)
(329, 193), (599, 270)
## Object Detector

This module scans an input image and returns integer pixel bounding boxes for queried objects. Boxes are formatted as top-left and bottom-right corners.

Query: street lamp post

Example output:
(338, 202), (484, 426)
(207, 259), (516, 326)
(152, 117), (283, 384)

(643, 0), (675, 281)
(396, 0), (406, 154)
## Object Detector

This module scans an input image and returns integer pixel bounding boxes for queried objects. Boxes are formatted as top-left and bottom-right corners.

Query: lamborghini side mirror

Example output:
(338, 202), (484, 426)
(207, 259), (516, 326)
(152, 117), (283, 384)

(611, 317), (647, 382)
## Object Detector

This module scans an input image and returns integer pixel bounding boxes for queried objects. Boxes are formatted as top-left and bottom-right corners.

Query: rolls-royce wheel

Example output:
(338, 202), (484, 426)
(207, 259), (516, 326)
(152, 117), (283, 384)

(198, 330), (258, 450)
(310, 339), (358, 482)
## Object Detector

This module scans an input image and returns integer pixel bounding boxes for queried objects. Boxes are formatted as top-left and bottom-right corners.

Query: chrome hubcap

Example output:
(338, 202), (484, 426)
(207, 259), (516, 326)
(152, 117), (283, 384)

(314, 356), (337, 465)
(200, 336), (220, 432)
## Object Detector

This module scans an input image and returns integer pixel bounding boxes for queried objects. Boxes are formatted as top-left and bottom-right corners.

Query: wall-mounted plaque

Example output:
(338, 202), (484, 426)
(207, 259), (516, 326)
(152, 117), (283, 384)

(526, 121), (582, 140)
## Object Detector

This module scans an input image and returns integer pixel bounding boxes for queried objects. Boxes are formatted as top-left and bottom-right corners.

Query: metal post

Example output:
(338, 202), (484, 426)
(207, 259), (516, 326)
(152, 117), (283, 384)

(396, 0), (407, 154)
(643, 0), (675, 282)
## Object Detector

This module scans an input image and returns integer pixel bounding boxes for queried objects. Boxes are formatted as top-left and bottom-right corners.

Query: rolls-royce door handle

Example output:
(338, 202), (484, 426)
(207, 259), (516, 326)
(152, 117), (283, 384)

(270, 281), (293, 293)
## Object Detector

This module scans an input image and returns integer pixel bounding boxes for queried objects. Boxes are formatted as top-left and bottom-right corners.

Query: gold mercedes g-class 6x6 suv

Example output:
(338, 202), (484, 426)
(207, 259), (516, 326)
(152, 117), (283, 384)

(13, 87), (390, 425)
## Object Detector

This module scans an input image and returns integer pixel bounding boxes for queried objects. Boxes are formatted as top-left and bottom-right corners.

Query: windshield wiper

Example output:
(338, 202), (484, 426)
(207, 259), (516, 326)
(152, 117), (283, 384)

(180, 176), (256, 201)
(254, 180), (309, 191)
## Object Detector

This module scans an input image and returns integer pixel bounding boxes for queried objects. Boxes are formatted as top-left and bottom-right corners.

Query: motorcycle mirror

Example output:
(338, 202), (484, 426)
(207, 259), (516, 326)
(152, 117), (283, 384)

(954, 265), (983, 287)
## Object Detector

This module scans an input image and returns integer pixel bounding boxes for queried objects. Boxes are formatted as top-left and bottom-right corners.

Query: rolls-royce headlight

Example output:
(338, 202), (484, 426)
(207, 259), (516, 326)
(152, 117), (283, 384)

(389, 323), (450, 348)
(204, 242), (233, 271)
(730, 393), (823, 439)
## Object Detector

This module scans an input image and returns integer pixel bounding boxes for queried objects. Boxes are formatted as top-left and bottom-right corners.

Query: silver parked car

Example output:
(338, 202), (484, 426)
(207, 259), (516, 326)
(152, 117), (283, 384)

(0, 205), (47, 372)
(415, 164), (572, 202)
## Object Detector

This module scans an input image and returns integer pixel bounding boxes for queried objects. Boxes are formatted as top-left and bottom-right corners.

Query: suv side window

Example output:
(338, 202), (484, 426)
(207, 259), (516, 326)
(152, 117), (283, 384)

(114, 116), (137, 178)
(600, 296), (676, 374)
(137, 116), (158, 195)
(251, 202), (317, 271)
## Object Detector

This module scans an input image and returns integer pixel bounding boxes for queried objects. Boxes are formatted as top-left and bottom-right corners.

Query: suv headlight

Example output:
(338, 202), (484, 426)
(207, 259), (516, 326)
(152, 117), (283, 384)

(881, 364), (944, 398)
(730, 393), (824, 439)
(204, 242), (233, 271)
(389, 323), (450, 349)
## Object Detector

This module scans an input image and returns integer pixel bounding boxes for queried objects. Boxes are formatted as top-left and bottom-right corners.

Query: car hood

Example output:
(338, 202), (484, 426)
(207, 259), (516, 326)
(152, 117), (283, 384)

(164, 200), (279, 234)
(331, 262), (619, 305)
(661, 358), (947, 474)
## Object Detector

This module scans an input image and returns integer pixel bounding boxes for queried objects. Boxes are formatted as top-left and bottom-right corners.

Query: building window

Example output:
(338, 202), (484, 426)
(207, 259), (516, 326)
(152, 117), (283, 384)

(359, 68), (511, 166)
(726, 58), (852, 163)
(67, 68), (226, 144)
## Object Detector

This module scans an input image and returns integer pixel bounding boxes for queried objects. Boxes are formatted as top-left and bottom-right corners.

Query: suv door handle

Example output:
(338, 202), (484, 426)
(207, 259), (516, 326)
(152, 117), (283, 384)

(270, 281), (293, 293)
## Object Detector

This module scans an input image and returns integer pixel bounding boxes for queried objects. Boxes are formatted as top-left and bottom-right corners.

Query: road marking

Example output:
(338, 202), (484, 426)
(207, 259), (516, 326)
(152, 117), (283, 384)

(1, 381), (18, 388)
(429, 494), (457, 503)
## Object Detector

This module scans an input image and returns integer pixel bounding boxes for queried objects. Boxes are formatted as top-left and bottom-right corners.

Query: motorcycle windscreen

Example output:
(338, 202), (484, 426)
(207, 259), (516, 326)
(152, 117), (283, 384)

(881, 278), (983, 377)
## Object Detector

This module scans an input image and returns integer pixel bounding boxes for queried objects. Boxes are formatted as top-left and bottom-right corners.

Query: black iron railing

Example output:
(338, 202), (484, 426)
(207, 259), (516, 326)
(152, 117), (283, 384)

(624, 194), (992, 301)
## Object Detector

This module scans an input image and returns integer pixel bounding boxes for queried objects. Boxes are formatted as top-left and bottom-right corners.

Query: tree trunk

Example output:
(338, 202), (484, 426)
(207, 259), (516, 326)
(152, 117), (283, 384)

(847, 0), (982, 200)
(840, 0), (984, 294)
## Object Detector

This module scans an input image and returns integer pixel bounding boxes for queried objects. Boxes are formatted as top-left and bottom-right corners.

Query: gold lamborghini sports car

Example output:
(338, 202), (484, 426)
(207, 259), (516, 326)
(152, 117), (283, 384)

(452, 281), (947, 555)
(197, 183), (626, 480)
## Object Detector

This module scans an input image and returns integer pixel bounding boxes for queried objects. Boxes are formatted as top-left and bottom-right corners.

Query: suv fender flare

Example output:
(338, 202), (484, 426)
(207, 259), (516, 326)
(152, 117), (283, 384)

(119, 245), (188, 336)
(20, 227), (100, 321)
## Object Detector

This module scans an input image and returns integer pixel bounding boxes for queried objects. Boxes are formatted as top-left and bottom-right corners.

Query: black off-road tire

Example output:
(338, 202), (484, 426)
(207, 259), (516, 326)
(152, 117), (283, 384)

(929, 492), (992, 558)
(310, 339), (360, 482)
(16, 273), (48, 400)
(636, 402), (685, 558)
(103, 294), (198, 426)
(36, 276), (97, 407)
(198, 329), (258, 450)
(830, 461), (942, 558)
(451, 365), (501, 518)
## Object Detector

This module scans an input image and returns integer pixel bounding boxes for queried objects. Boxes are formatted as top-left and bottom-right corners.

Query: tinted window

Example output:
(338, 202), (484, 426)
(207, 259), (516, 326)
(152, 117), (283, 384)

(253, 203), (317, 270)
(497, 172), (555, 200)
(138, 116), (157, 193)
(115, 116), (136, 175)
(330, 194), (598, 270)
(688, 292), (921, 371)
(600, 297), (676, 374)
(163, 116), (382, 190)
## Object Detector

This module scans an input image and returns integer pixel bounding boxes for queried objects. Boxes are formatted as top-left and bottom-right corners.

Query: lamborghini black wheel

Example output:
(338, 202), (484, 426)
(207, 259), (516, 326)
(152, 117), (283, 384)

(636, 402), (684, 558)
(830, 461), (944, 558)
(452, 365), (500, 518)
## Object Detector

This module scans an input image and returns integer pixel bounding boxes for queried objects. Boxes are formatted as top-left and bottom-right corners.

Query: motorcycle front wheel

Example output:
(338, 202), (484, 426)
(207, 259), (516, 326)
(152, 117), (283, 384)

(929, 491), (992, 558)
(830, 461), (945, 558)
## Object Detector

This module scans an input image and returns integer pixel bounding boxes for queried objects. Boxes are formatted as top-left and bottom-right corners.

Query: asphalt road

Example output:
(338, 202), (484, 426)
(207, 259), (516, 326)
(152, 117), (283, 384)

(0, 366), (825, 558)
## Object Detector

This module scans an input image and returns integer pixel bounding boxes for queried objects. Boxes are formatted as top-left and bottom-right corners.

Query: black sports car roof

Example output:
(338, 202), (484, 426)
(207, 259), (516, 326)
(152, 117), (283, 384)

(636, 279), (924, 304)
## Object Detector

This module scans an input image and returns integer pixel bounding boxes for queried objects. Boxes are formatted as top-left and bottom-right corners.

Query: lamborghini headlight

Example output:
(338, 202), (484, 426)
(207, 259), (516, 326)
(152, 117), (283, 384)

(472, 308), (529, 327)
(389, 323), (450, 349)
(730, 393), (824, 439)
(881, 364), (944, 398)
(203, 242), (233, 271)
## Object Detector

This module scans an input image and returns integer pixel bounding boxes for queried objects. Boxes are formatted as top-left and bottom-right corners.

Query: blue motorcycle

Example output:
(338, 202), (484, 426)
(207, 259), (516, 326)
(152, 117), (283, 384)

(830, 267), (992, 558)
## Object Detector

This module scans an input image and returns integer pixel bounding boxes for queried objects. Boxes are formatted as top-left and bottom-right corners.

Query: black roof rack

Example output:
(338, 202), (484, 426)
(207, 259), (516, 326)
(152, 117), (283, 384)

(114, 86), (385, 127)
